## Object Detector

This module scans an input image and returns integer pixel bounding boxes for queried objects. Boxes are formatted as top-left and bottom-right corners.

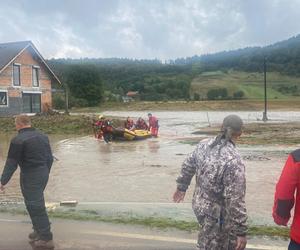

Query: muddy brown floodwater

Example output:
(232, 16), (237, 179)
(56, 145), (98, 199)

(1, 111), (300, 225)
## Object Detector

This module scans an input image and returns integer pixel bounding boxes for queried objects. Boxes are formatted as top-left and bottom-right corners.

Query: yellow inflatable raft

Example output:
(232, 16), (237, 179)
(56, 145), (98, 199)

(123, 129), (152, 140)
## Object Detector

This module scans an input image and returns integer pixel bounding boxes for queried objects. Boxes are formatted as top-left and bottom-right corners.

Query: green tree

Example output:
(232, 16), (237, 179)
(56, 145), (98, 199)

(66, 65), (103, 106)
(194, 93), (200, 101)
(52, 94), (65, 109)
(233, 90), (245, 99)
(207, 88), (228, 100)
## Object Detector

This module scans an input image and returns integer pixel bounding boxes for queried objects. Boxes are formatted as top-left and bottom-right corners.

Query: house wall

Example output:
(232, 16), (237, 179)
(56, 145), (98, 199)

(0, 47), (53, 115)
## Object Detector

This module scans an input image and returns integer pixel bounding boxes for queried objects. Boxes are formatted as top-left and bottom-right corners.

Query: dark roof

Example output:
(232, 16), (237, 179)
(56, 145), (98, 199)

(0, 41), (31, 71)
(0, 41), (61, 84)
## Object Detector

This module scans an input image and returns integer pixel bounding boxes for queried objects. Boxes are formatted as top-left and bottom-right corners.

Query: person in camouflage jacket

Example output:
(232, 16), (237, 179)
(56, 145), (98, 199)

(173, 114), (247, 250)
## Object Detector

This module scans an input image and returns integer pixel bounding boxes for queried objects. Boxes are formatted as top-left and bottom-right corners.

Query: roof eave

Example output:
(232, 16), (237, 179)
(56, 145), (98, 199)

(27, 43), (61, 85)
(0, 42), (61, 85)
(0, 44), (30, 75)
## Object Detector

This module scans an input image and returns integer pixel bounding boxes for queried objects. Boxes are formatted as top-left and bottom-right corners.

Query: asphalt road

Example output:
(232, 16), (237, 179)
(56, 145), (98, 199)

(0, 213), (288, 250)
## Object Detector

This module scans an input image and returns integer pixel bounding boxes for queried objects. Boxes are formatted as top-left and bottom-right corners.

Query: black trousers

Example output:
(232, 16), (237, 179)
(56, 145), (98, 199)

(289, 239), (300, 250)
(20, 167), (52, 241)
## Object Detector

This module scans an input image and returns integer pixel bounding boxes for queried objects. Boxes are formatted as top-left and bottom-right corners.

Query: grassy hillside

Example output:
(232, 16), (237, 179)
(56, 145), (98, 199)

(190, 70), (300, 100)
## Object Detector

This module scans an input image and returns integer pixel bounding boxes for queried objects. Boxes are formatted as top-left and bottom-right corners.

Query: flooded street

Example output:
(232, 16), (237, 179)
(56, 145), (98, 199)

(1, 111), (300, 224)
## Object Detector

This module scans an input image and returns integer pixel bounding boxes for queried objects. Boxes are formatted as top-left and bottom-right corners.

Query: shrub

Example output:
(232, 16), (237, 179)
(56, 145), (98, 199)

(53, 95), (65, 109)
(194, 93), (200, 101)
(69, 97), (89, 107)
(207, 88), (228, 100)
(233, 90), (245, 99)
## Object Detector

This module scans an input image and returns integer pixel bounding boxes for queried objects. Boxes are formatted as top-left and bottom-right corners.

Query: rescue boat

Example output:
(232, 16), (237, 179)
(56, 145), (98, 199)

(123, 129), (152, 140)
(112, 128), (152, 141)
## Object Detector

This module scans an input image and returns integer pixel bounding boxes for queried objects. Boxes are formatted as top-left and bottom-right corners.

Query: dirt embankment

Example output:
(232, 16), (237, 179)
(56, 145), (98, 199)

(0, 114), (125, 135)
(76, 99), (300, 112)
(193, 122), (300, 145)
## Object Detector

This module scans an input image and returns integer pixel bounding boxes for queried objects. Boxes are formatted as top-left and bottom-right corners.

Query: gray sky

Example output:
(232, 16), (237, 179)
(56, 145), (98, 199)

(1, 0), (299, 60)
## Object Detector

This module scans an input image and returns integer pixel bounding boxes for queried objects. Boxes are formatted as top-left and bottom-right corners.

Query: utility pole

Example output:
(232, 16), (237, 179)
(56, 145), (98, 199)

(262, 57), (268, 122)
(64, 84), (69, 114)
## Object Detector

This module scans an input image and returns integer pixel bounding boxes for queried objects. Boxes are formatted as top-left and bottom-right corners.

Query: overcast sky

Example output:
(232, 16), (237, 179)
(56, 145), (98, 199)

(1, 0), (300, 60)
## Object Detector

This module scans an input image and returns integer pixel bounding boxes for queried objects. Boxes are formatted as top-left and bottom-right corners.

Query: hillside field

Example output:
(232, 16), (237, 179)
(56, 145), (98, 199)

(190, 70), (300, 100)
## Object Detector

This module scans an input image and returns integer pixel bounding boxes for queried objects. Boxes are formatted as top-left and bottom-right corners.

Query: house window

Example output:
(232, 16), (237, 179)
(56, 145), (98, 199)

(22, 93), (41, 113)
(32, 66), (39, 87)
(0, 91), (8, 106)
(13, 64), (21, 86)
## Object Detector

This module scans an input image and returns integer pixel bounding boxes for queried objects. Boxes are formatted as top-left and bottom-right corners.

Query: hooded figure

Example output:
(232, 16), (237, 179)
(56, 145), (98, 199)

(173, 114), (247, 250)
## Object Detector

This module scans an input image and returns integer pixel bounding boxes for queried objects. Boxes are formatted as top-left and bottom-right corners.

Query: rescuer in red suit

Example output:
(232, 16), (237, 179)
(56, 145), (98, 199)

(148, 113), (159, 137)
(273, 149), (300, 249)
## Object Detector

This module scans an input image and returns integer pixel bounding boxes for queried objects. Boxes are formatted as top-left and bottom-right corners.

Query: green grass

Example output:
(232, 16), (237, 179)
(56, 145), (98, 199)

(0, 207), (290, 238)
(200, 71), (225, 76)
(239, 85), (286, 99)
(0, 114), (125, 135)
(0, 114), (94, 134)
(248, 226), (289, 238)
(48, 210), (199, 232)
(191, 70), (300, 99)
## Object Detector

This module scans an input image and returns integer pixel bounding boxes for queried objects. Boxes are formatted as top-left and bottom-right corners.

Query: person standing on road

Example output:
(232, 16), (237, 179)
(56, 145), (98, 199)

(273, 148), (300, 250)
(0, 114), (54, 249)
(173, 114), (247, 250)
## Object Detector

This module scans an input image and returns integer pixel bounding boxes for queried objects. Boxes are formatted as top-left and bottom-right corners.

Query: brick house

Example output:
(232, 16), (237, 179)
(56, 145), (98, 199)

(0, 41), (61, 116)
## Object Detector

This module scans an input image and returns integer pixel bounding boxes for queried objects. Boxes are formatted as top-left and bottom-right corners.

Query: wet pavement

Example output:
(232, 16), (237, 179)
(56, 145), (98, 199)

(0, 213), (289, 250)
(1, 111), (300, 225)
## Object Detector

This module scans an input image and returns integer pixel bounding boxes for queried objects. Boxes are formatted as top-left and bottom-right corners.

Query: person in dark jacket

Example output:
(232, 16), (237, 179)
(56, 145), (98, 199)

(0, 114), (54, 249)
(273, 149), (300, 250)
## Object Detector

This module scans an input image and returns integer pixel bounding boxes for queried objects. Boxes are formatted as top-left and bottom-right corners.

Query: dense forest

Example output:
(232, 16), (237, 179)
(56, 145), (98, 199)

(176, 34), (300, 75)
(48, 34), (300, 108)
(48, 59), (194, 107)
